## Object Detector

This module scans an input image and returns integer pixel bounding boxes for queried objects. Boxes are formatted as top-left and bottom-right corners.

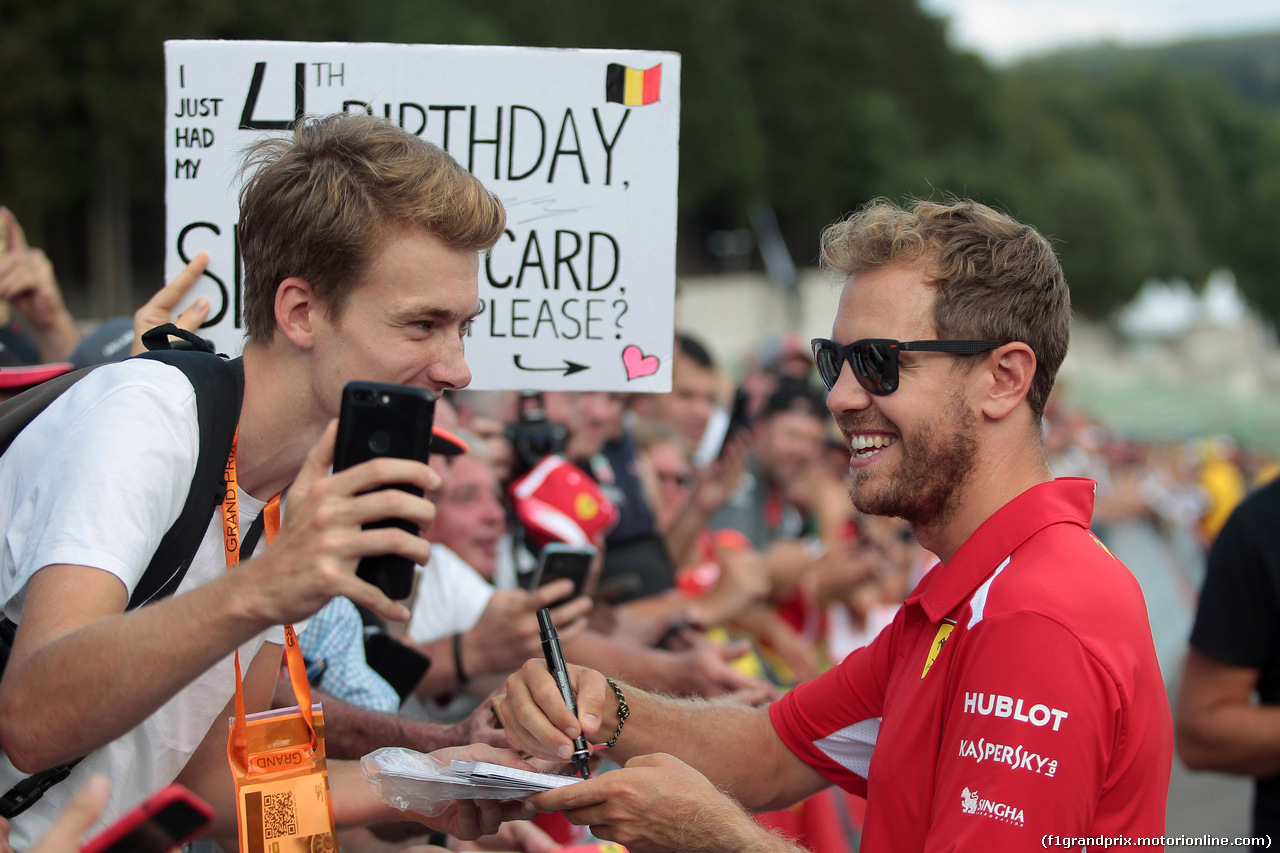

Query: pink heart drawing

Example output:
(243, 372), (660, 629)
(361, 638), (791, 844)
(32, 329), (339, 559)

(621, 345), (660, 380)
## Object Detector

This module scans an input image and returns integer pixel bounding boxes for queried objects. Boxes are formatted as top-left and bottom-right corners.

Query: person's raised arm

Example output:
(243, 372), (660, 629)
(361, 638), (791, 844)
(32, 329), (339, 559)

(663, 435), (748, 567)
(0, 207), (80, 363)
(129, 252), (212, 355)
(0, 422), (436, 771)
(785, 462), (854, 554)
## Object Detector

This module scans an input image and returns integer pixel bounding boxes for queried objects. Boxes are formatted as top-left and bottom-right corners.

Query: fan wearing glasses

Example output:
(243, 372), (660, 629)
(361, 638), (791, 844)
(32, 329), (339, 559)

(495, 198), (1172, 853)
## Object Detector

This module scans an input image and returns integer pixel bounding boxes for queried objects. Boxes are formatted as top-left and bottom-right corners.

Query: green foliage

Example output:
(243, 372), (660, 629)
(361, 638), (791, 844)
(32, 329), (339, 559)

(987, 59), (1278, 319)
(1, 0), (1279, 324)
(1042, 32), (1280, 110)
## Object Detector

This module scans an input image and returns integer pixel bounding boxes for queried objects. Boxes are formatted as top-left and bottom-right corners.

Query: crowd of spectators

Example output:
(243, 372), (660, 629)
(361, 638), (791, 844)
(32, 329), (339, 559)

(320, 326), (1276, 851)
(2, 190), (1275, 852)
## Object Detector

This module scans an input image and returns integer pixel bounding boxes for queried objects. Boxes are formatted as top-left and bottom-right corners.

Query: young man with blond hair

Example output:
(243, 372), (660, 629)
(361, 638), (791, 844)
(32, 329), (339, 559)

(0, 113), (530, 846)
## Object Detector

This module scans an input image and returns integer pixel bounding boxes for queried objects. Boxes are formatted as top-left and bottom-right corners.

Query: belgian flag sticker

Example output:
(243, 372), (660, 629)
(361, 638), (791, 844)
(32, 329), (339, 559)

(606, 63), (663, 106)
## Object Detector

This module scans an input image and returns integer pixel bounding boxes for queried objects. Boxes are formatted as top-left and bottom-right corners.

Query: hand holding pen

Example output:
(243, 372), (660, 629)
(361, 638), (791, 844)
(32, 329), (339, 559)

(537, 607), (592, 779)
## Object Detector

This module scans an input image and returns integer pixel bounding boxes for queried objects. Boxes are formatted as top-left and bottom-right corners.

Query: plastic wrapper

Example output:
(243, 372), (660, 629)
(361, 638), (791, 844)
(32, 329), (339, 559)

(361, 747), (578, 817)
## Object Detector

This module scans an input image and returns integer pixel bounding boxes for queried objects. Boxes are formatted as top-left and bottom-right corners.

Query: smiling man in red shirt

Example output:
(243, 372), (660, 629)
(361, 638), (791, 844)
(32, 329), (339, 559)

(498, 198), (1172, 853)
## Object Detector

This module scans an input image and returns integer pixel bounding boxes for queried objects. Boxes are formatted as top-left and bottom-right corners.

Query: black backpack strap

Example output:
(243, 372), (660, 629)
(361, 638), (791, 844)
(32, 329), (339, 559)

(0, 340), (244, 821)
(128, 350), (244, 608)
(139, 323), (217, 354)
(238, 509), (268, 563)
(0, 762), (81, 819)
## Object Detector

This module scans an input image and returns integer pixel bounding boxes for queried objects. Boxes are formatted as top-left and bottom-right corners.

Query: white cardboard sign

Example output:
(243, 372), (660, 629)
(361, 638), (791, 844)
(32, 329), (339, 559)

(164, 40), (679, 391)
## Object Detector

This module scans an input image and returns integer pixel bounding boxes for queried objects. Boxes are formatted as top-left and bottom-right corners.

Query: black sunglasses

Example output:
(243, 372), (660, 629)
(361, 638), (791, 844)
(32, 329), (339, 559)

(810, 338), (1006, 395)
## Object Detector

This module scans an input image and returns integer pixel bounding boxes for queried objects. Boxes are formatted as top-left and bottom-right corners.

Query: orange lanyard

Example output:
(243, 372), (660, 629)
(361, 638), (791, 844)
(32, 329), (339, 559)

(222, 429), (280, 567)
(221, 430), (316, 766)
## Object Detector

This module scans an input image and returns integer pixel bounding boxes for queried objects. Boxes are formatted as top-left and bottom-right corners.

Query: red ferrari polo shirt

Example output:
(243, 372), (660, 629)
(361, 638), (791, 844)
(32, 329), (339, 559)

(770, 478), (1172, 852)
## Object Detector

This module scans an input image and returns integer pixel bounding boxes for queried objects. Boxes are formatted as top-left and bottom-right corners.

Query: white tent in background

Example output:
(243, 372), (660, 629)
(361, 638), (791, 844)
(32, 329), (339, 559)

(1113, 269), (1251, 340)
(1201, 269), (1248, 326)
(1114, 278), (1199, 340)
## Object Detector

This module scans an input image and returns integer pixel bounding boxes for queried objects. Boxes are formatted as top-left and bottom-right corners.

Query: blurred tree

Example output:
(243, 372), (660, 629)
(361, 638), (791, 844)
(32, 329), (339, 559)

(0, 0), (364, 314)
(1, 0), (1278, 325)
(729, 0), (996, 264)
(1234, 120), (1280, 322)
(898, 57), (1280, 321)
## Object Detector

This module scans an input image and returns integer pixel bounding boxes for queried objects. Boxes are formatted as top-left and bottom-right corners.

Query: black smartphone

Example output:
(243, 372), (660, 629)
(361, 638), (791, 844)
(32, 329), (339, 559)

(333, 381), (436, 601)
(82, 783), (214, 853)
(693, 387), (753, 468)
(364, 630), (433, 701)
(523, 543), (597, 605)
(718, 386), (752, 459)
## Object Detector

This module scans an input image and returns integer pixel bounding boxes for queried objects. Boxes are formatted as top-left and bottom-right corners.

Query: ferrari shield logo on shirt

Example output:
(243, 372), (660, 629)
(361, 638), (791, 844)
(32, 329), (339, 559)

(921, 619), (956, 678)
(1089, 532), (1118, 561)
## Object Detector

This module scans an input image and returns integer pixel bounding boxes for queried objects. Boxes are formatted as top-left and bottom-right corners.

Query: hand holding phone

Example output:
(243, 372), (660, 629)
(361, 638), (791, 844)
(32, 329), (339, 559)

(80, 783), (213, 853)
(332, 381), (436, 601)
(693, 387), (752, 468)
(523, 543), (597, 607)
(719, 387), (752, 458)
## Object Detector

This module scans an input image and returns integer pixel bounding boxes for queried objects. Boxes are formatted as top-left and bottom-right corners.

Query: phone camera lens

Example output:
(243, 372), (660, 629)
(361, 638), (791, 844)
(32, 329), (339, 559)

(354, 389), (373, 403)
(368, 430), (391, 454)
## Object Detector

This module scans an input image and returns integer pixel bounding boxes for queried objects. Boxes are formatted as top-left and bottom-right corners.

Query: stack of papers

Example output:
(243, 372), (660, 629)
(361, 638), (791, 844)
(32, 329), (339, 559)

(362, 748), (582, 813)
(447, 760), (582, 794)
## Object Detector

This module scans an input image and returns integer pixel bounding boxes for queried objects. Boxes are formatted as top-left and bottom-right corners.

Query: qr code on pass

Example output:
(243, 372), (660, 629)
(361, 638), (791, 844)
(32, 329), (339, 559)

(264, 791), (298, 839)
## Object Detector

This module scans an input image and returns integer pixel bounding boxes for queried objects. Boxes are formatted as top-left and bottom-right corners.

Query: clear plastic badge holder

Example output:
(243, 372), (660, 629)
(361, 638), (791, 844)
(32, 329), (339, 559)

(227, 625), (339, 852)
(362, 747), (580, 817)
(220, 465), (338, 851)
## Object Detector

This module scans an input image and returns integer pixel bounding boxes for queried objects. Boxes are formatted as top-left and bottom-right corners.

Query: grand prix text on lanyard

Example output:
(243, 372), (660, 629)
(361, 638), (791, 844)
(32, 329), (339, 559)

(222, 430), (339, 851)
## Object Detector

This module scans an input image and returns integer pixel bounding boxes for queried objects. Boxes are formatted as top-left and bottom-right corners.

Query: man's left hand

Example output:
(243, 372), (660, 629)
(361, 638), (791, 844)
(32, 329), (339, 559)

(405, 745), (536, 839)
(528, 753), (800, 853)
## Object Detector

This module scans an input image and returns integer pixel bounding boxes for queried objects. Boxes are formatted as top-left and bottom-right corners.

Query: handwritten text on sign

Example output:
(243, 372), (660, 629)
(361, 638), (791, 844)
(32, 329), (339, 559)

(165, 41), (680, 391)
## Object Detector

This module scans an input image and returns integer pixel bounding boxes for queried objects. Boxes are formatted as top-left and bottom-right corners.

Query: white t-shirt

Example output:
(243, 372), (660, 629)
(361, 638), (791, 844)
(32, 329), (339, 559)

(824, 600), (900, 663)
(400, 544), (495, 722)
(0, 359), (284, 847)
(406, 544), (495, 645)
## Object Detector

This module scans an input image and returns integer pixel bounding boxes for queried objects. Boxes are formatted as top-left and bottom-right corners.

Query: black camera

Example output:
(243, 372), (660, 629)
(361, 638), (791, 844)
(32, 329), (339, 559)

(505, 391), (568, 475)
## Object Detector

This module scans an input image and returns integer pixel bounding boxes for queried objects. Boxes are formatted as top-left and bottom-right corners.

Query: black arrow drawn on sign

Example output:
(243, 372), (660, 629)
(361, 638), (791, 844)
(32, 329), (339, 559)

(513, 355), (590, 376)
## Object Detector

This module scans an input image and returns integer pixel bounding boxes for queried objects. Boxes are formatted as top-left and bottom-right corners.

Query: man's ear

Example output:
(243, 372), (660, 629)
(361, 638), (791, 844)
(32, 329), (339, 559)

(275, 277), (318, 349)
(980, 342), (1037, 420)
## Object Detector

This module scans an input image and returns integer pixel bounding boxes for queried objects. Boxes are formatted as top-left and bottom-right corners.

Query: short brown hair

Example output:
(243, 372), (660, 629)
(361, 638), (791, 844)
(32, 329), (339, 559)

(631, 416), (688, 456)
(237, 113), (506, 343)
(820, 198), (1069, 420)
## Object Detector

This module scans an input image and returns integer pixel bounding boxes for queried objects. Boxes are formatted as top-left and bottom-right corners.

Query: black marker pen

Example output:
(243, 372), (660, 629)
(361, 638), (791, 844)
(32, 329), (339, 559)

(537, 607), (591, 779)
